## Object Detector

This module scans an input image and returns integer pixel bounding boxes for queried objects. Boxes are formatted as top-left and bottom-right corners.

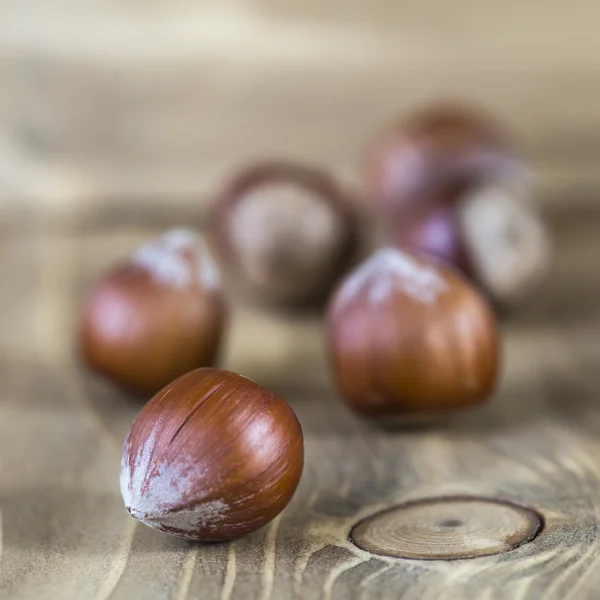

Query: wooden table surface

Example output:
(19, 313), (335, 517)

(1, 204), (600, 599)
(3, 0), (600, 219)
(2, 2), (600, 596)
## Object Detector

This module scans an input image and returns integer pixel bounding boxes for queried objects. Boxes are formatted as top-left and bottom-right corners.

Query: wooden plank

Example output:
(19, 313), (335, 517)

(2, 1), (600, 224)
(1, 209), (600, 598)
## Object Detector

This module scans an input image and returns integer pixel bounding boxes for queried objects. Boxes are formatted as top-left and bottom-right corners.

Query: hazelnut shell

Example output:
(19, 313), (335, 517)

(326, 248), (500, 420)
(364, 103), (517, 211)
(391, 198), (474, 278)
(80, 230), (226, 395)
(120, 368), (304, 541)
(210, 161), (359, 307)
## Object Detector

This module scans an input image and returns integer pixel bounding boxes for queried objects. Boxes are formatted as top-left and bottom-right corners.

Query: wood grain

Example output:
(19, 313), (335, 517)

(0, 208), (599, 598)
(350, 497), (543, 560)
(1, 0), (600, 224)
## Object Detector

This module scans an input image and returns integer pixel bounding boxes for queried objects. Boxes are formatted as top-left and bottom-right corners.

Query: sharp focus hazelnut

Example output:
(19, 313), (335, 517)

(80, 229), (226, 395)
(326, 247), (500, 421)
(364, 103), (521, 210)
(120, 367), (304, 541)
(211, 162), (359, 307)
(392, 182), (552, 308)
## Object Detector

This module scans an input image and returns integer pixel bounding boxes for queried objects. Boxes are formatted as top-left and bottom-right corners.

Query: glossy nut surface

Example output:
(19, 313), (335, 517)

(327, 247), (500, 420)
(392, 199), (474, 278)
(364, 103), (516, 211)
(458, 183), (552, 307)
(121, 368), (304, 541)
(80, 229), (226, 395)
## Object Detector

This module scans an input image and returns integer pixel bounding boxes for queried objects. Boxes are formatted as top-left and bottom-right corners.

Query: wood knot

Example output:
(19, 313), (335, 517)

(350, 496), (543, 560)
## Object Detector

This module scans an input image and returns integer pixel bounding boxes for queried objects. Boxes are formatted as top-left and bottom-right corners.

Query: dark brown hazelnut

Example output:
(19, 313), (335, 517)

(79, 229), (226, 395)
(211, 161), (359, 307)
(326, 247), (500, 421)
(120, 367), (304, 541)
(363, 103), (520, 211)
(392, 182), (552, 308)
(391, 199), (472, 276)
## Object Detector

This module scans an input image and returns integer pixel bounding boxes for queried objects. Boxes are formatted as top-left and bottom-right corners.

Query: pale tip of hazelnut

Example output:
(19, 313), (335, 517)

(132, 228), (220, 291)
(335, 247), (450, 309)
(212, 162), (360, 308)
(120, 427), (232, 538)
(458, 183), (552, 306)
(228, 181), (348, 300)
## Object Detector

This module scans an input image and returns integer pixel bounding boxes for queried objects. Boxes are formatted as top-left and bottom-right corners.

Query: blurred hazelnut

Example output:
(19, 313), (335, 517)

(392, 182), (552, 308)
(391, 200), (472, 276)
(80, 229), (226, 395)
(121, 367), (304, 541)
(211, 162), (359, 307)
(363, 103), (521, 211)
(326, 247), (500, 421)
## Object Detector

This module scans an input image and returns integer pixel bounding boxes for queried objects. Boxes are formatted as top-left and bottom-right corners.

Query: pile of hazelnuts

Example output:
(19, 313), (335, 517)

(79, 103), (551, 543)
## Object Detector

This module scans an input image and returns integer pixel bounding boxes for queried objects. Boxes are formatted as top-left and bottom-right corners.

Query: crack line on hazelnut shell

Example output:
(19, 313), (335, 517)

(168, 381), (227, 445)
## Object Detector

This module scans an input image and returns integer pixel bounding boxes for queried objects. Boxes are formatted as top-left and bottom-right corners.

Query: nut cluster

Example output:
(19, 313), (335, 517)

(77, 99), (550, 543)
(364, 103), (516, 210)
(364, 103), (550, 307)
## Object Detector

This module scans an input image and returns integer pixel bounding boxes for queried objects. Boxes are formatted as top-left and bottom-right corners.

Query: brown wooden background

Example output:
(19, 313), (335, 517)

(1, 0), (600, 224)
(1, 1), (600, 598)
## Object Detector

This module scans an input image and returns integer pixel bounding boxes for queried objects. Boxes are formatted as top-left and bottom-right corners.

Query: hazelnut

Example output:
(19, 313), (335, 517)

(456, 182), (552, 307)
(120, 367), (304, 541)
(211, 161), (359, 307)
(391, 200), (471, 276)
(364, 103), (520, 211)
(326, 247), (500, 421)
(80, 229), (226, 395)
(392, 182), (552, 308)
